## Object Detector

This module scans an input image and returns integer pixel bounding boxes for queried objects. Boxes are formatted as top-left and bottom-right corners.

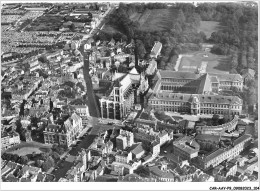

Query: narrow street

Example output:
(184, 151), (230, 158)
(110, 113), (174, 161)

(51, 133), (96, 180)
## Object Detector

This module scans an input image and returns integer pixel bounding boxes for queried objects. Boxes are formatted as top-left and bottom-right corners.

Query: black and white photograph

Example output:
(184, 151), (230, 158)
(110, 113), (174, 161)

(1, 1), (259, 190)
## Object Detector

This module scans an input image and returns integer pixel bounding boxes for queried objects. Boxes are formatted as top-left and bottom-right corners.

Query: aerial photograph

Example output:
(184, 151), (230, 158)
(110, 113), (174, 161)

(1, 1), (258, 185)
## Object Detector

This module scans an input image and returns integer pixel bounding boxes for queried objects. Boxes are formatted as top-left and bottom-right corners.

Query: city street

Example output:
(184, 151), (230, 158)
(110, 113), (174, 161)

(50, 119), (122, 180)
(51, 133), (96, 180)
(51, 7), (118, 180)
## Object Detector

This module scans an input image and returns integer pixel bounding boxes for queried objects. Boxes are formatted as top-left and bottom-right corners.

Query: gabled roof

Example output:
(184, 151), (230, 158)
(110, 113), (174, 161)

(150, 165), (175, 179)
(195, 134), (221, 143)
(1, 166), (12, 175)
(203, 149), (225, 163)
(196, 73), (212, 94)
(173, 136), (200, 154)
(46, 124), (61, 133)
(159, 70), (199, 80)
(152, 140), (160, 147)
(150, 92), (242, 105)
(210, 76), (219, 83)
(36, 172), (46, 182)
(6, 161), (17, 169)
(129, 67), (139, 75)
(70, 112), (81, 122)
(112, 73), (126, 81)
(5, 175), (19, 182)
(209, 73), (242, 82)
(150, 41), (162, 56)
(159, 130), (168, 137)
(233, 134), (251, 145)
(130, 143), (145, 155)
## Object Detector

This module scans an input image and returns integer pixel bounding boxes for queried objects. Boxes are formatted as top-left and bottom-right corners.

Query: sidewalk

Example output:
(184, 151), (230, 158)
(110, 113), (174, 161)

(99, 118), (122, 125)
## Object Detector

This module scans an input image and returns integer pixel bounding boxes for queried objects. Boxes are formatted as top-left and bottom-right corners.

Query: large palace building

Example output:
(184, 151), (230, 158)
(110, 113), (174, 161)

(154, 70), (243, 94)
(147, 70), (243, 116)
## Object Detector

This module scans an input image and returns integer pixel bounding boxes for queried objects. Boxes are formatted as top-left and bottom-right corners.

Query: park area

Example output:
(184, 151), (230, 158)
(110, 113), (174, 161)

(7, 147), (42, 156)
(2, 142), (67, 172)
(178, 51), (231, 74)
(103, 8), (177, 34)
(198, 21), (223, 39)
(4, 142), (51, 156)
(131, 8), (177, 31)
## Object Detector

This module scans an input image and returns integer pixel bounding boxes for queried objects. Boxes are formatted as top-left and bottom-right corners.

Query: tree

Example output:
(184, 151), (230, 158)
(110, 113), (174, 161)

(70, 23), (75, 32)
(212, 114), (220, 126)
(231, 51), (238, 69)
(246, 79), (256, 89)
(136, 40), (146, 59)
(23, 62), (30, 72)
(35, 159), (43, 168)
(219, 116), (229, 125)
(172, 22), (182, 33)
(240, 50), (247, 68)
(247, 57), (255, 69)
(20, 156), (29, 164)
(11, 154), (19, 163)
(38, 56), (48, 63)
(41, 161), (53, 172)
(40, 153), (49, 161)
(199, 31), (207, 41)
(210, 44), (229, 55)
(247, 89), (256, 106)
(46, 147), (52, 154)
(47, 156), (55, 166)
(52, 152), (60, 161)
(177, 9), (186, 23)
(52, 143), (59, 151)
(2, 153), (12, 161)
(31, 151), (37, 159)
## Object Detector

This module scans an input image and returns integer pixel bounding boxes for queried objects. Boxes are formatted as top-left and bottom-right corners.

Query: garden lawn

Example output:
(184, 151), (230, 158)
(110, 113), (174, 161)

(198, 21), (223, 39)
(178, 51), (231, 73)
(7, 147), (42, 156)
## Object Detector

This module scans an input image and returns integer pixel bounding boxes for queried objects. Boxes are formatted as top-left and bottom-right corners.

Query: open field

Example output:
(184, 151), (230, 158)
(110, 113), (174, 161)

(7, 147), (42, 156)
(129, 12), (142, 22)
(28, 15), (64, 31)
(101, 24), (118, 34)
(198, 21), (223, 39)
(178, 51), (231, 74)
(136, 8), (177, 31)
(4, 141), (51, 156)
